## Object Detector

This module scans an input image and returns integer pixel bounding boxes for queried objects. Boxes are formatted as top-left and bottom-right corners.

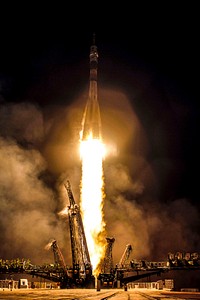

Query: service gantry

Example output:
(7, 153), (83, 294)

(64, 180), (94, 287)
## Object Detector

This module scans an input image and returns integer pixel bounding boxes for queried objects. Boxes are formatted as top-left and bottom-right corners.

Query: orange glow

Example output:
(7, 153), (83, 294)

(80, 136), (106, 275)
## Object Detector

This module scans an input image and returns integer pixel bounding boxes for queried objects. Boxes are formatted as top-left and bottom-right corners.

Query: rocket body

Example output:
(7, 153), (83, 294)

(81, 37), (102, 141)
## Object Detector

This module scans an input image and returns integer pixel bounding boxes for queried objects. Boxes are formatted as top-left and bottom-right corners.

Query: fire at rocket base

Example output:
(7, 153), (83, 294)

(80, 34), (102, 141)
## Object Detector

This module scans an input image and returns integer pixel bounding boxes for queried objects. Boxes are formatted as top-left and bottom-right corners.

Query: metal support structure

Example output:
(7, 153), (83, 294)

(64, 180), (94, 286)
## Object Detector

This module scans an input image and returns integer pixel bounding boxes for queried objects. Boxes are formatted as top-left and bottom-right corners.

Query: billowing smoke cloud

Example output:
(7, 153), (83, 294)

(104, 163), (200, 262)
(0, 102), (72, 264)
(0, 91), (199, 268)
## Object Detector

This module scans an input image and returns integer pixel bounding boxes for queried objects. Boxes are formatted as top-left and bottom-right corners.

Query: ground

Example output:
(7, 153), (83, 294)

(0, 288), (200, 299)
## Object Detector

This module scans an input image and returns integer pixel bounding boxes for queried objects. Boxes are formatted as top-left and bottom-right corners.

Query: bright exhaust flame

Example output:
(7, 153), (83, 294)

(80, 135), (106, 275)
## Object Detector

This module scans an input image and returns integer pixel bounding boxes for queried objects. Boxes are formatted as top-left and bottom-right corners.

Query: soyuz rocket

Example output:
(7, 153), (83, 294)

(81, 34), (102, 141)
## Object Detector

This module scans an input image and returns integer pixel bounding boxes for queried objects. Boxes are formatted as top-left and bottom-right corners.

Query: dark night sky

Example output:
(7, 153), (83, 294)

(0, 4), (199, 262)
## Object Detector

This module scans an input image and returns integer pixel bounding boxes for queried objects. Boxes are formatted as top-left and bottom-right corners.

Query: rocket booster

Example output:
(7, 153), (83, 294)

(81, 34), (102, 141)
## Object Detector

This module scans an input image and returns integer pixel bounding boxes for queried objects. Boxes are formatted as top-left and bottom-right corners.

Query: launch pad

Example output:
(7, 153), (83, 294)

(1, 180), (200, 290)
